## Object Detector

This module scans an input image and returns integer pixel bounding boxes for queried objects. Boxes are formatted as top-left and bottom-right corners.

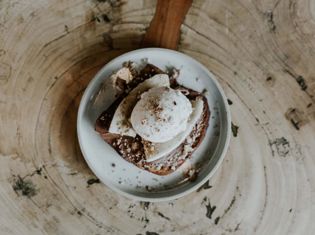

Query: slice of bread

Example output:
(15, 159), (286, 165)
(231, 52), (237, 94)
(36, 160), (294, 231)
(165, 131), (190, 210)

(95, 64), (210, 175)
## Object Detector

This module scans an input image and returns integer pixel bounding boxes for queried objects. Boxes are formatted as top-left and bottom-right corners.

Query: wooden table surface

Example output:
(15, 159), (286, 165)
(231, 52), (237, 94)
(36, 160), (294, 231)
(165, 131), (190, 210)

(0, 0), (315, 234)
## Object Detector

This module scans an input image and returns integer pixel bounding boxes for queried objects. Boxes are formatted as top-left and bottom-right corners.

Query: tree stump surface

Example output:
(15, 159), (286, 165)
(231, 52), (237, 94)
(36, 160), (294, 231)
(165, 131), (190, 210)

(0, 0), (315, 234)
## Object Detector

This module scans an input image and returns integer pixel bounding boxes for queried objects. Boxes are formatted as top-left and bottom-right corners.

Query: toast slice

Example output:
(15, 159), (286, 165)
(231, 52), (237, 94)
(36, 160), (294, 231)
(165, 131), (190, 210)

(95, 64), (210, 175)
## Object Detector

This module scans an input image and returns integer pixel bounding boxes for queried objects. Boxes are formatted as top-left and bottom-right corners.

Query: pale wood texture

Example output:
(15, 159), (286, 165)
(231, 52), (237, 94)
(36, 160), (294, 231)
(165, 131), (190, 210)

(142, 0), (192, 49)
(0, 0), (315, 234)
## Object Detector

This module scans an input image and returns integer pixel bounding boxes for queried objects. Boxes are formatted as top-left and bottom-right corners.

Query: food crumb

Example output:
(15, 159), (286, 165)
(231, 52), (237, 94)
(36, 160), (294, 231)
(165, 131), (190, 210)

(184, 168), (198, 182)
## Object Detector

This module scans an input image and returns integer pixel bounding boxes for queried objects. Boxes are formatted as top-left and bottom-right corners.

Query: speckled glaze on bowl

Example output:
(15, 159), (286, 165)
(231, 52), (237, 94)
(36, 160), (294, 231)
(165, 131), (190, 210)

(77, 48), (231, 202)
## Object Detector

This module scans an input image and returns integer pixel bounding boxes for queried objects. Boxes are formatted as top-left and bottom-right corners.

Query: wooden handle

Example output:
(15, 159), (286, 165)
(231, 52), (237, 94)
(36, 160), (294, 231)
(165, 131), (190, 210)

(142, 0), (192, 49)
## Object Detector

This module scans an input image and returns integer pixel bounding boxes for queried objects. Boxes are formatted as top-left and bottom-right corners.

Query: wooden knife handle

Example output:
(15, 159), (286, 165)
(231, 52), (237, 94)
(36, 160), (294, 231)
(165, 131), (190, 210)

(142, 0), (193, 49)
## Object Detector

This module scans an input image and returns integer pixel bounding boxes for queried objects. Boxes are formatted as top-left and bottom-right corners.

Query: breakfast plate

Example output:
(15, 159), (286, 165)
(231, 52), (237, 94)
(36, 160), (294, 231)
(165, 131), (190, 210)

(77, 48), (231, 201)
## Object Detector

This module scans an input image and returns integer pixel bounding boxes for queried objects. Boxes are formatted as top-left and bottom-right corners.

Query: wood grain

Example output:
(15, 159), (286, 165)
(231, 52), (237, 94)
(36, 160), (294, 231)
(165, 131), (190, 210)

(142, 0), (192, 49)
(0, 0), (315, 234)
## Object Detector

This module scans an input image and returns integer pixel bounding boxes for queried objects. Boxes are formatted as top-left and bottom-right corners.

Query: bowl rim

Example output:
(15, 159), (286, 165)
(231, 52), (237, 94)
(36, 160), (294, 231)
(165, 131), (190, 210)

(77, 48), (231, 202)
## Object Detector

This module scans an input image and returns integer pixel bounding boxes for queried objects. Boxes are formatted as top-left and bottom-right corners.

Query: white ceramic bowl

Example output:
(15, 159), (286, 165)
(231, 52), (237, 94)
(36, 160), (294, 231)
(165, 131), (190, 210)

(77, 48), (231, 201)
